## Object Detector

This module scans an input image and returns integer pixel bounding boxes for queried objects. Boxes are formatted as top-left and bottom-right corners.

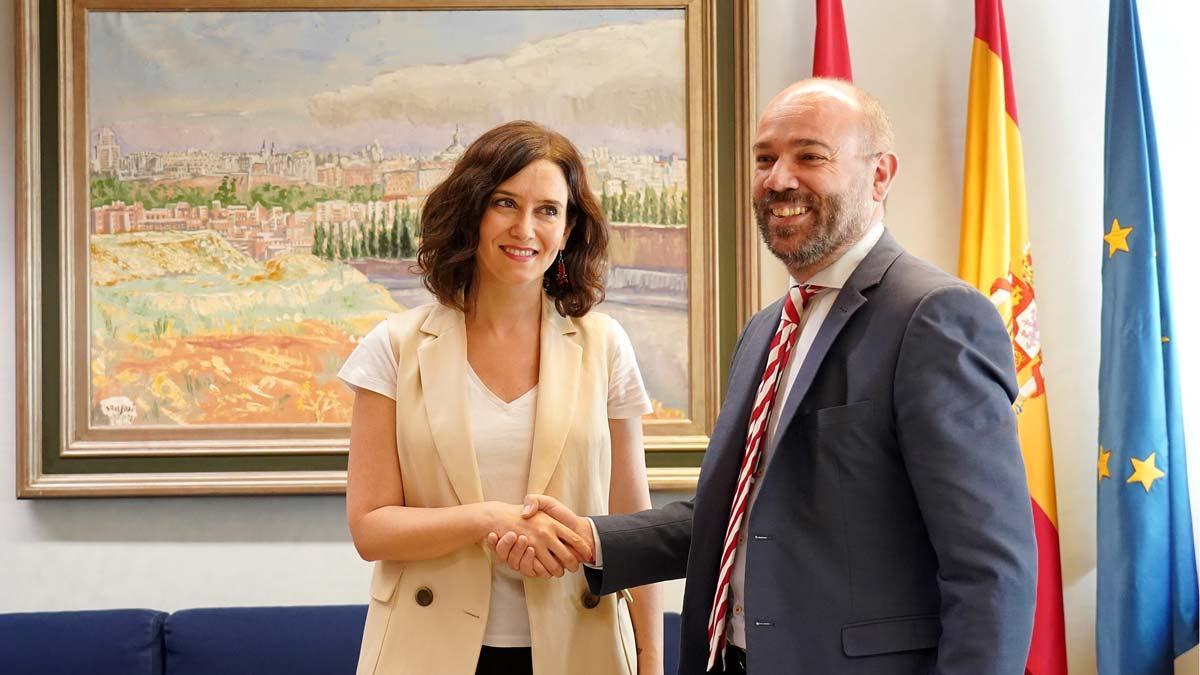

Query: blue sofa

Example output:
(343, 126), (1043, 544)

(0, 605), (682, 674)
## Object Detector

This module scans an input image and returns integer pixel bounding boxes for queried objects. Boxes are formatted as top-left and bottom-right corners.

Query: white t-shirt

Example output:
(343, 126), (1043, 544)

(337, 310), (652, 647)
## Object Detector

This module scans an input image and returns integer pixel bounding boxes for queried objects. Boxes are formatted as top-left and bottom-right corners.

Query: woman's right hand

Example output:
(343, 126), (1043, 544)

(480, 502), (592, 578)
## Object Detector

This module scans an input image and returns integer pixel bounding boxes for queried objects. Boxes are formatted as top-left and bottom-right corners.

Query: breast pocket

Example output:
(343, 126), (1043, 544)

(813, 400), (874, 428)
(805, 400), (892, 484)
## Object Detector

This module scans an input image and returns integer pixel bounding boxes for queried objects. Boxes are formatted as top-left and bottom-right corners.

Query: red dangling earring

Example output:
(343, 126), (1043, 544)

(555, 250), (570, 288)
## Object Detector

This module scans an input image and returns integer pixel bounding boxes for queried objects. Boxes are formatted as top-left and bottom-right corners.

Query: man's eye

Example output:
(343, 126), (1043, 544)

(801, 154), (826, 162)
(755, 156), (774, 165)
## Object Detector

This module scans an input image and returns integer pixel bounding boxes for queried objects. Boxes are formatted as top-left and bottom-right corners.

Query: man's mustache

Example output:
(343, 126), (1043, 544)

(756, 190), (818, 208)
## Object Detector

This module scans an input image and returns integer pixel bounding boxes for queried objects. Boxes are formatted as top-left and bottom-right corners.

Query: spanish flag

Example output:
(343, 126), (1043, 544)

(958, 1), (1068, 673)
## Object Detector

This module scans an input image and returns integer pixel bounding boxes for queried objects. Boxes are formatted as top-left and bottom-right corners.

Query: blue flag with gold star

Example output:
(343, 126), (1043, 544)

(1098, 0), (1199, 672)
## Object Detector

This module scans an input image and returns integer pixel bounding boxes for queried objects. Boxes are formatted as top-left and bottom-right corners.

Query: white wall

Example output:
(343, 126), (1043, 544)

(3, 2), (1198, 673)
(757, 1), (1199, 674)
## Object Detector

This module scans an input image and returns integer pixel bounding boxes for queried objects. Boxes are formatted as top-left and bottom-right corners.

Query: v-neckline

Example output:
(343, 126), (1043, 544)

(466, 364), (537, 409)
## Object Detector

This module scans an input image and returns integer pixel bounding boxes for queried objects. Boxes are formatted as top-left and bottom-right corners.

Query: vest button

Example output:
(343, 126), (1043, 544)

(581, 591), (601, 609)
(415, 587), (434, 607)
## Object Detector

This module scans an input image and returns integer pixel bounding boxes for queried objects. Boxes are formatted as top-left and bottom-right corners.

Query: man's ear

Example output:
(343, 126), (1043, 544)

(872, 151), (899, 203)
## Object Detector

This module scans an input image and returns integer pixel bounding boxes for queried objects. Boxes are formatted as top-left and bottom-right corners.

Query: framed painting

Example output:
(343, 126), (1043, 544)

(16, 0), (758, 496)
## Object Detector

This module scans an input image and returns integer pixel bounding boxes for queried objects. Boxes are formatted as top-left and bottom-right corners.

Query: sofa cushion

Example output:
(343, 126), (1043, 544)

(164, 605), (367, 675)
(0, 608), (167, 675)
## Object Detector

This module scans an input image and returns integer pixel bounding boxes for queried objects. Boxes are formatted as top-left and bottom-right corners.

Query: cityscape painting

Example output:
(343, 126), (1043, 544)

(84, 8), (691, 430)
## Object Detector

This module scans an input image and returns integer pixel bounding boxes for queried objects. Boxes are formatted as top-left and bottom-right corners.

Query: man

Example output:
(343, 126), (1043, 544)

(492, 78), (1037, 674)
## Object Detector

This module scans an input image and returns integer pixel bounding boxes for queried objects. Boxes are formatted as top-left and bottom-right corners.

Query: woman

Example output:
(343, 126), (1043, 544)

(339, 120), (662, 675)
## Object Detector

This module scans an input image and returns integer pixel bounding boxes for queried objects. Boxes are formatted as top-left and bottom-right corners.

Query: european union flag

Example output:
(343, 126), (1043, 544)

(1098, 0), (1199, 673)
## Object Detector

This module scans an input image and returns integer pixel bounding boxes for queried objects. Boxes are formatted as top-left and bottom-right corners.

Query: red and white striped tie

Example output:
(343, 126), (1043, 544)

(705, 283), (827, 671)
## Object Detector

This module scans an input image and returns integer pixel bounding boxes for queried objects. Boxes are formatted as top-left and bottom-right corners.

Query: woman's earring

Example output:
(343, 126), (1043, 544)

(555, 250), (570, 289)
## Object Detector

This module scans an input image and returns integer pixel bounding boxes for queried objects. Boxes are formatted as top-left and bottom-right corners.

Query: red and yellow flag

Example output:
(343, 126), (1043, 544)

(958, 1), (1068, 673)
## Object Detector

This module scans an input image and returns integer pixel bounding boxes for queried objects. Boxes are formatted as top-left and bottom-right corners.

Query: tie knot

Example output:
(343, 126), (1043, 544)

(784, 284), (827, 323)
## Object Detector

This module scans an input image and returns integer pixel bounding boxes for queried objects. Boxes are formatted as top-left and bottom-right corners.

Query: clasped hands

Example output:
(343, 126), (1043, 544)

(483, 495), (594, 579)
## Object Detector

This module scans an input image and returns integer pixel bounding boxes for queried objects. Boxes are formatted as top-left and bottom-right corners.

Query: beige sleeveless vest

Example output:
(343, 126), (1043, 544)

(355, 301), (637, 675)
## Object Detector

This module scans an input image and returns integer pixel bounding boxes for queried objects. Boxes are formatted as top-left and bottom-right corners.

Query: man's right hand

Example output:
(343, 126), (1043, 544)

(486, 495), (595, 578)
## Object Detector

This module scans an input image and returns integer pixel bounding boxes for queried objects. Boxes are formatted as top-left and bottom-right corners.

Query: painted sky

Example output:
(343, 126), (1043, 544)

(88, 10), (686, 157)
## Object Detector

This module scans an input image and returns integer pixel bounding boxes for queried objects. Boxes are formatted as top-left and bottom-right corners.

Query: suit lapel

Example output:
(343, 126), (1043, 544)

(416, 304), (484, 505)
(720, 299), (785, 453)
(694, 300), (783, 506)
(771, 230), (905, 437)
(527, 300), (581, 495)
(729, 300), (786, 423)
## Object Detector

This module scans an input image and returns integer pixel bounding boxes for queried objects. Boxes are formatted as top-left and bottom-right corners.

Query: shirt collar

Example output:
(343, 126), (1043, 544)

(789, 222), (885, 291)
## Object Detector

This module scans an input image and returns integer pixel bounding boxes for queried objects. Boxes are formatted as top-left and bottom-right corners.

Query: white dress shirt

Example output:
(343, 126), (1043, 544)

(724, 222), (884, 647)
(588, 223), (885, 649)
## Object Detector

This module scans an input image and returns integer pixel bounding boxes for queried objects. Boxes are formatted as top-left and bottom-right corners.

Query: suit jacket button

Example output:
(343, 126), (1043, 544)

(581, 591), (601, 609)
(415, 587), (434, 607)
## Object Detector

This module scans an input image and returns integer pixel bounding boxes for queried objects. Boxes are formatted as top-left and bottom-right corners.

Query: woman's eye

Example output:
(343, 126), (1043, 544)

(540, 206), (559, 217)
(495, 198), (515, 208)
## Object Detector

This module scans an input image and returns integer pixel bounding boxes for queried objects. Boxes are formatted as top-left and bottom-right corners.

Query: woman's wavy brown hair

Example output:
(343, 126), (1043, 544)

(417, 121), (608, 317)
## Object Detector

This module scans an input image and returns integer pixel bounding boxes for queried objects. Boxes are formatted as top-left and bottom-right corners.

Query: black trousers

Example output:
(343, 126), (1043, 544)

(474, 646), (533, 675)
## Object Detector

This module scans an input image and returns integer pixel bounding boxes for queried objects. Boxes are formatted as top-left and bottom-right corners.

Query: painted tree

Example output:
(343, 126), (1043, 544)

(338, 223), (350, 260)
(312, 222), (325, 257)
(213, 175), (238, 206)
(395, 204), (409, 258)
(600, 185), (612, 222)
(397, 221), (413, 258)
(643, 186), (658, 224)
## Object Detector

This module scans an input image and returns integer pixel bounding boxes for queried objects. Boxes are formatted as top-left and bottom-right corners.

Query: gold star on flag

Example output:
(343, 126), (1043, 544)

(1126, 452), (1165, 492)
(1104, 218), (1133, 258)
(1098, 447), (1112, 480)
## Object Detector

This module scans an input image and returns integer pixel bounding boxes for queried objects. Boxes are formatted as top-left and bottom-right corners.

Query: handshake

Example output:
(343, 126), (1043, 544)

(483, 495), (596, 579)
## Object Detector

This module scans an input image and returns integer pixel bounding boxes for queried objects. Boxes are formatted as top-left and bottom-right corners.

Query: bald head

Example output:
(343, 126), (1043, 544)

(763, 78), (894, 155)
(751, 78), (899, 280)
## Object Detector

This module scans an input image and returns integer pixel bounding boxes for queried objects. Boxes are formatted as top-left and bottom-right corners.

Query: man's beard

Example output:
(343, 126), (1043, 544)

(755, 185), (869, 270)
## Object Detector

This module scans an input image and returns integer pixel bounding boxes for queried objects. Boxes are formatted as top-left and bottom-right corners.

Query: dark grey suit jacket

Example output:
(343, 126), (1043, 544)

(588, 231), (1037, 674)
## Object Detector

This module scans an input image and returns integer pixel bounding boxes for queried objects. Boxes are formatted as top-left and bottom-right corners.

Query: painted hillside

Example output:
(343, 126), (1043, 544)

(89, 230), (401, 426)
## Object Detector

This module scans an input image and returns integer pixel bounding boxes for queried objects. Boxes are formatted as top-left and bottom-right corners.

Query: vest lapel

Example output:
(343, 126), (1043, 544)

(416, 304), (484, 505)
(527, 300), (581, 496)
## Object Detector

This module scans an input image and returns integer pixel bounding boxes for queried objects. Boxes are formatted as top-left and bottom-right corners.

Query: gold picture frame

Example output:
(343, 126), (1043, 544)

(16, 0), (756, 496)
